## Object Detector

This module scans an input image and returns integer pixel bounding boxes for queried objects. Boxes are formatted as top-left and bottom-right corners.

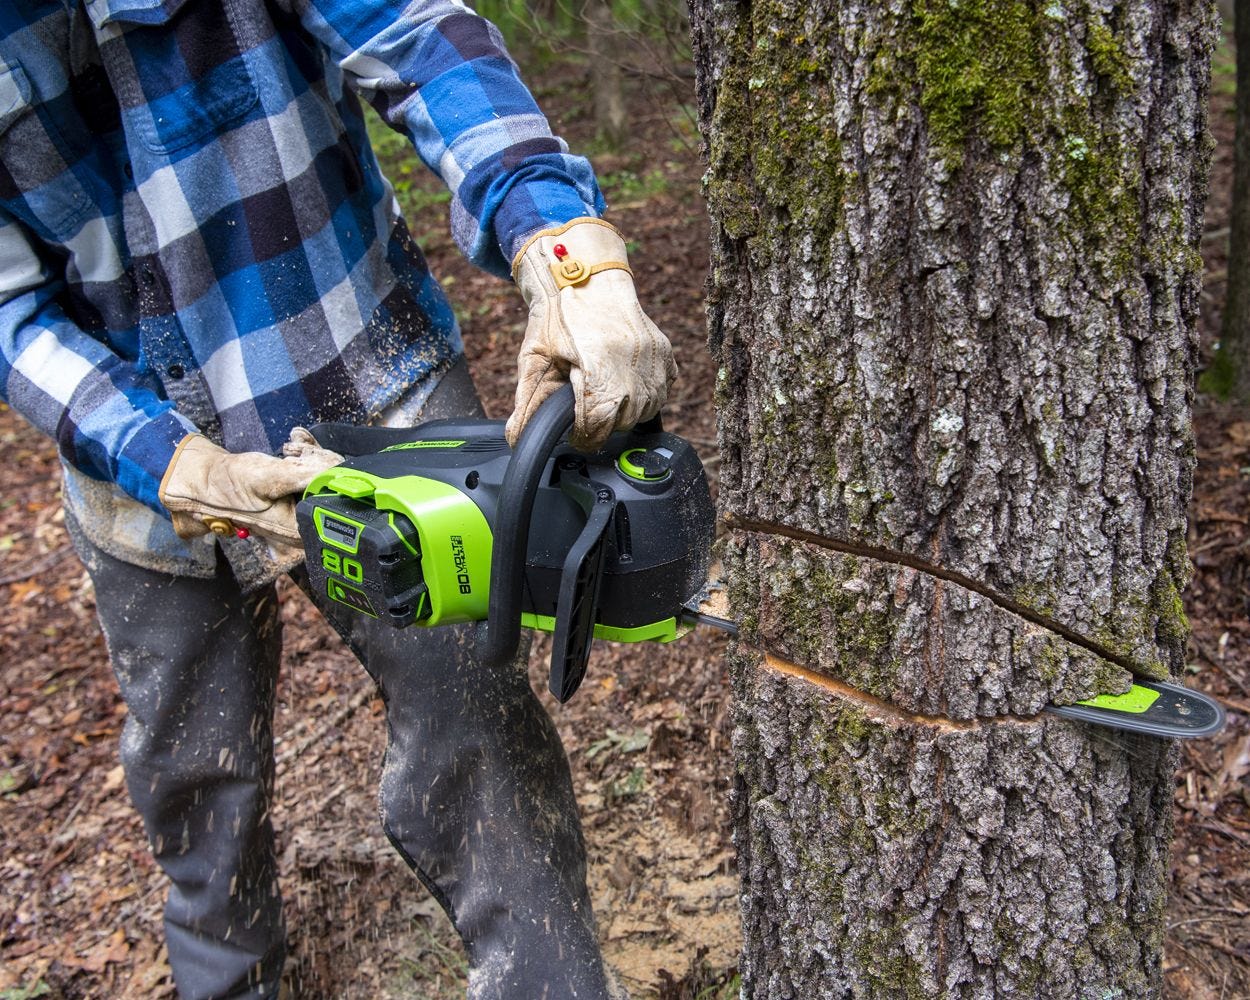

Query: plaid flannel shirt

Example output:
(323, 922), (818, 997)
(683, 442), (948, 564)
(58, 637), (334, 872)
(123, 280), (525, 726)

(0, 0), (602, 578)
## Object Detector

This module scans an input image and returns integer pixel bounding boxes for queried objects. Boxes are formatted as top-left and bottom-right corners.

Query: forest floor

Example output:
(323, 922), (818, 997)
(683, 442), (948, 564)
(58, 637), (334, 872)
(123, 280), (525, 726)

(1, 34), (1248, 1000)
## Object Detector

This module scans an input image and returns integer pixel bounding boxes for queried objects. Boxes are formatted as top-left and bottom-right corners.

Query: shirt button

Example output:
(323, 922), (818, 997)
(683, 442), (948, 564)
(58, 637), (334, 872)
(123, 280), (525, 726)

(167, 364), (185, 380)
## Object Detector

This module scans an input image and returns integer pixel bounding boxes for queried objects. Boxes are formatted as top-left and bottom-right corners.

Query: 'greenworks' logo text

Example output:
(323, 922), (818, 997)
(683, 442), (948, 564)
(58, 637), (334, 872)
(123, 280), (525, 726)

(450, 535), (472, 594)
(380, 439), (466, 452)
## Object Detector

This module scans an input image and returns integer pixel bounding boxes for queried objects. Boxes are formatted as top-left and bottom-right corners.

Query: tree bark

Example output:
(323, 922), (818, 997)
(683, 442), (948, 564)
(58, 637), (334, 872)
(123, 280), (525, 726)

(689, 0), (1215, 995)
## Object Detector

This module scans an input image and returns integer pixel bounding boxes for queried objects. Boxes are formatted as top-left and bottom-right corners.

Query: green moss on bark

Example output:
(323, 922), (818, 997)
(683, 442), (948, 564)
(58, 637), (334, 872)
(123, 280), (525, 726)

(802, 707), (931, 998)
(912, 0), (1046, 157)
(762, 548), (905, 694)
(706, 4), (846, 243)
(904, 0), (1147, 280)
(910, 0), (1140, 157)
(1059, 125), (1141, 280)
(1149, 567), (1190, 648)
(1086, 20), (1133, 93)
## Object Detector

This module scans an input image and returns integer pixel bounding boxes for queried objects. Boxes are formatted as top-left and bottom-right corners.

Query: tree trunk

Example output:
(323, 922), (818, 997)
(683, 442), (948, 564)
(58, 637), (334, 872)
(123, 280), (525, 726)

(587, 1), (628, 149)
(689, 0), (1215, 995)
(1211, 0), (1250, 402)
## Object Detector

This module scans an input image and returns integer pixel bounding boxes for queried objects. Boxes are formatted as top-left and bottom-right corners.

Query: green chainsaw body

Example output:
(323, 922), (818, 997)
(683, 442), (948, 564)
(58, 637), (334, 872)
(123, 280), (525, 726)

(296, 388), (715, 700)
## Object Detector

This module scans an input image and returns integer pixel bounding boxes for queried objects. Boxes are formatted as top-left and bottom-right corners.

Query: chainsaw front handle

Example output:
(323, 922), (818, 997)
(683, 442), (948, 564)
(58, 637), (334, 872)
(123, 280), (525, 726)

(481, 384), (577, 668)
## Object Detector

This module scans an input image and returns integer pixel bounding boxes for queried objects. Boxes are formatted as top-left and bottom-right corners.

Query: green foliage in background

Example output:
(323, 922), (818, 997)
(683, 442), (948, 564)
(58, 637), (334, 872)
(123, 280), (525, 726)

(1202, 18), (1248, 403)
(467, 0), (691, 61)
(1199, 344), (1240, 400)
(1212, 27), (1237, 98)
(696, 976), (743, 1000)
(0, 982), (51, 1000)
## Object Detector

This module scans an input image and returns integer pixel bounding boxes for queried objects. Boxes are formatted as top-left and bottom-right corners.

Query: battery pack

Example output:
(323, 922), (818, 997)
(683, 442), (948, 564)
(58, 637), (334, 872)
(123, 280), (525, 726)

(297, 494), (428, 627)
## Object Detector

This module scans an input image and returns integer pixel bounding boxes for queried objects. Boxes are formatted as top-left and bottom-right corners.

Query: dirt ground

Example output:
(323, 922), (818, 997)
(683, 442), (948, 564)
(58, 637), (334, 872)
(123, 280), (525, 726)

(1, 34), (1248, 1000)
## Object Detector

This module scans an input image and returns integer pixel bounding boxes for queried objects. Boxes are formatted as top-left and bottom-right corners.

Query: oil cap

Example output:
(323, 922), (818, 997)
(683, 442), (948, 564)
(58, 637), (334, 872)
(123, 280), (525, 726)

(617, 447), (673, 482)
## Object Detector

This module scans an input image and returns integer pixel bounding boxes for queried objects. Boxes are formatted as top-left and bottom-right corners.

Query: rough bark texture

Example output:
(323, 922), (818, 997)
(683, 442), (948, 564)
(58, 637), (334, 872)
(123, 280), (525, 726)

(730, 531), (1133, 720)
(689, 0), (1215, 995)
(732, 652), (1175, 999)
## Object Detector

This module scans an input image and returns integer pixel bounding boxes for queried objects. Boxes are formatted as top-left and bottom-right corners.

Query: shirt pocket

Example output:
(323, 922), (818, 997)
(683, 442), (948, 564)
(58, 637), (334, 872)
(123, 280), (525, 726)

(90, 0), (259, 154)
(0, 62), (93, 242)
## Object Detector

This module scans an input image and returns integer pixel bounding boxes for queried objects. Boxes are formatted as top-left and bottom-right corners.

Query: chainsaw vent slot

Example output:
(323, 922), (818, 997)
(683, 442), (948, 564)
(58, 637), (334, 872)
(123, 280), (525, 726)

(613, 503), (633, 564)
(550, 511), (610, 702)
(458, 437), (508, 453)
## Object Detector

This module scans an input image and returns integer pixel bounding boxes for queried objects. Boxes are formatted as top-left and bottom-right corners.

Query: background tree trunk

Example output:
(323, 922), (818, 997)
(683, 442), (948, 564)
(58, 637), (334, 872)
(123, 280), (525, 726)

(588, 0), (629, 149)
(1209, 0), (1250, 401)
(689, 0), (1216, 995)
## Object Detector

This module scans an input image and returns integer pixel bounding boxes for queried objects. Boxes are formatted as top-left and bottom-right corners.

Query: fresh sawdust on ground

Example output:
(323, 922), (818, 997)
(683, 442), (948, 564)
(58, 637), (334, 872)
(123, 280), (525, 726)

(0, 43), (1247, 1000)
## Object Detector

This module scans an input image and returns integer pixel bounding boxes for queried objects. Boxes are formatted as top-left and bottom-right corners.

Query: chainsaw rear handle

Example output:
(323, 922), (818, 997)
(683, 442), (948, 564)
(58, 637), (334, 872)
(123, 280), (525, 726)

(481, 385), (578, 668)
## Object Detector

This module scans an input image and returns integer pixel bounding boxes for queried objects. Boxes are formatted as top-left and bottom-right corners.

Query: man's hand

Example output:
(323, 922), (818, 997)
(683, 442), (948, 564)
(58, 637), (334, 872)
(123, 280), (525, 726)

(158, 429), (342, 543)
(507, 218), (677, 450)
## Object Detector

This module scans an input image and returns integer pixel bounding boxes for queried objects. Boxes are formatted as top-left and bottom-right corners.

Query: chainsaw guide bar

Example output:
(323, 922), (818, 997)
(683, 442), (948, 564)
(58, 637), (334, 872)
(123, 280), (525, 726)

(1047, 680), (1226, 739)
(681, 595), (1226, 740)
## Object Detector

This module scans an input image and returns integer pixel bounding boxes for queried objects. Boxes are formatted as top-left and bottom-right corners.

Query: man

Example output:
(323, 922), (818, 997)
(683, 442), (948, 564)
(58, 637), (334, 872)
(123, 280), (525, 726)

(0, 1), (674, 997)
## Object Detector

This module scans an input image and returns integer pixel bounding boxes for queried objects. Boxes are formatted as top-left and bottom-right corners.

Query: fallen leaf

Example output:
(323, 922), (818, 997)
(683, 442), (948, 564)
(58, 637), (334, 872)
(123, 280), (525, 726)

(1217, 733), (1250, 797)
(68, 929), (130, 973)
(1226, 421), (1250, 446)
(8, 580), (43, 603)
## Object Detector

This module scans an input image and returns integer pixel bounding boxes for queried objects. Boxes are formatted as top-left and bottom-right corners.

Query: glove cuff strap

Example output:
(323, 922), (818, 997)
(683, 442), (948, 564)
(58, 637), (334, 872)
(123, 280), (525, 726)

(511, 216), (624, 279)
(549, 258), (632, 290)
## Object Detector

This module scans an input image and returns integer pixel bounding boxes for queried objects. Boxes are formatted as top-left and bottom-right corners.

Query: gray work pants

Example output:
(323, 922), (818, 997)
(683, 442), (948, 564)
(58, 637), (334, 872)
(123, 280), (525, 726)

(68, 365), (611, 1000)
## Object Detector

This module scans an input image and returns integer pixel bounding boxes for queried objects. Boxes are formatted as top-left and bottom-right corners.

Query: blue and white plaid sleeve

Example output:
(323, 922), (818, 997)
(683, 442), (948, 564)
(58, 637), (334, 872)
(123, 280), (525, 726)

(0, 210), (196, 513)
(291, 0), (605, 278)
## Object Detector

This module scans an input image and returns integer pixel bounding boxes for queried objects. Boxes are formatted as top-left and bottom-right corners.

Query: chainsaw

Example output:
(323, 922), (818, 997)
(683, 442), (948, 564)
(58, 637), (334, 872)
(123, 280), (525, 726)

(297, 384), (714, 703)
(297, 385), (1225, 739)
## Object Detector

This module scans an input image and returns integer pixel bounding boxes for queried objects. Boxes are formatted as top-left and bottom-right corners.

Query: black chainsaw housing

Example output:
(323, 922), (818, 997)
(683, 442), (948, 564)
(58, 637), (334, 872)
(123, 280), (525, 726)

(299, 388), (715, 701)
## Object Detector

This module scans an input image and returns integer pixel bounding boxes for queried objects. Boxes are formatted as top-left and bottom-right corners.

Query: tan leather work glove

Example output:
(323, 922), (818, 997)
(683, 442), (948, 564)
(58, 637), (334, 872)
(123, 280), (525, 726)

(158, 428), (342, 543)
(507, 218), (677, 450)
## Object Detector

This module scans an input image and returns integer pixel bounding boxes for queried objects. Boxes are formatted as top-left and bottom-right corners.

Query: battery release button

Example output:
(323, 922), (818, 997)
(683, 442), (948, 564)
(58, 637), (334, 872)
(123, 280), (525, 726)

(327, 473), (377, 499)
